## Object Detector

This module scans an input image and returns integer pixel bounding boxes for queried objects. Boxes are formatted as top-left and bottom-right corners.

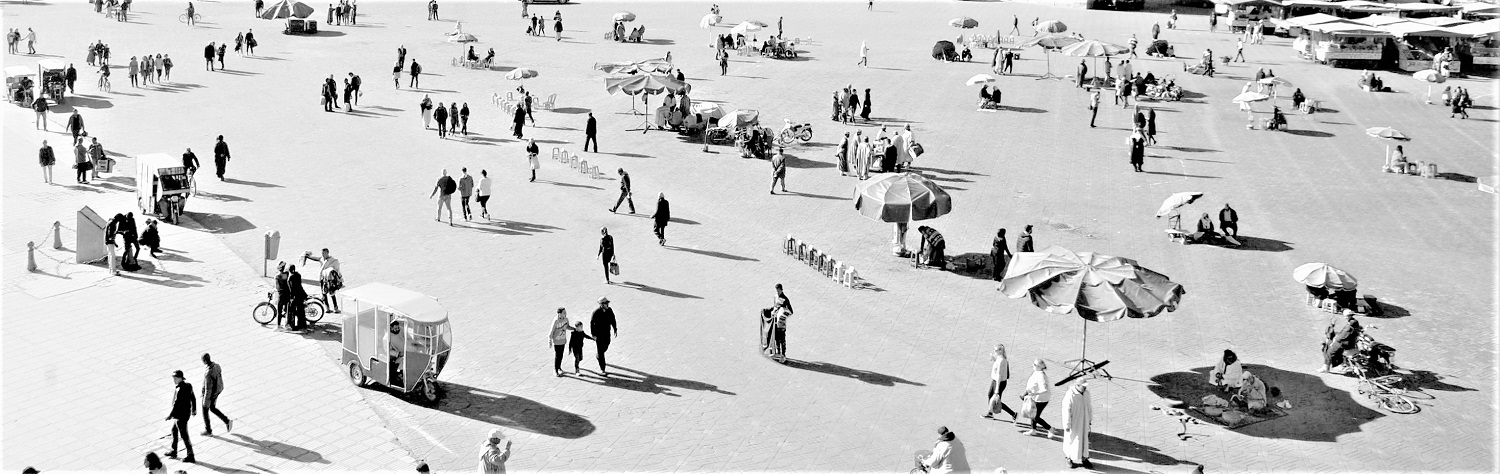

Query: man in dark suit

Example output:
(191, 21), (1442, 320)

(287, 264), (308, 331)
(274, 262), (291, 328)
(204, 42), (215, 71)
(584, 113), (598, 152)
(590, 297), (618, 376)
(213, 135), (231, 180)
(608, 168), (633, 213)
(165, 370), (197, 463)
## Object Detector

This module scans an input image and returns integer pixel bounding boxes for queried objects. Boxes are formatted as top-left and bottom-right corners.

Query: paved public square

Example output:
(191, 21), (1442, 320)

(3, 0), (1498, 472)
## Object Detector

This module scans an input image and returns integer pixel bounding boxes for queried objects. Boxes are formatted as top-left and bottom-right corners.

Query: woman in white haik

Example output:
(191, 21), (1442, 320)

(1061, 381), (1094, 469)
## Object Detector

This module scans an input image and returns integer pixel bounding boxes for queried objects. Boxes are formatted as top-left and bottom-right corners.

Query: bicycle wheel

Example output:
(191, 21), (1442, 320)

(178, 14), (188, 23)
(304, 300), (325, 324)
(252, 302), (276, 325)
(1378, 394), (1419, 414)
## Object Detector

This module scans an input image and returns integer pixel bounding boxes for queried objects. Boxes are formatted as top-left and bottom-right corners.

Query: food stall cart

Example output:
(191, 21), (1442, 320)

(1449, 19), (1500, 69)
(134, 153), (192, 224)
(6, 65), (36, 106)
(340, 282), (452, 403)
(37, 59), (66, 104)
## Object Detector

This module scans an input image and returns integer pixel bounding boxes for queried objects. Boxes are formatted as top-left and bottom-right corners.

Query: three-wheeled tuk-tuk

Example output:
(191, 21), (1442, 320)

(6, 66), (36, 107)
(135, 153), (192, 224)
(37, 59), (66, 105)
(341, 283), (453, 403)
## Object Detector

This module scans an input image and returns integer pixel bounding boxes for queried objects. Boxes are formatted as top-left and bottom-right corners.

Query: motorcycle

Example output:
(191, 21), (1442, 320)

(777, 120), (813, 146)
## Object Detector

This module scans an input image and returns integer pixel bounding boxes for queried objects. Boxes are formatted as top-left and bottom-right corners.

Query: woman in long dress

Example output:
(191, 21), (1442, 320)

(1061, 382), (1093, 469)
(990, 228), (1010, 281)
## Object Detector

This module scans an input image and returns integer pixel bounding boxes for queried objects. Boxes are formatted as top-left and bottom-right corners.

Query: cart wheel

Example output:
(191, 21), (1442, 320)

(419, 378), (440, 403)
(304, 300), (325, 324)
(252, 302), (276, 325)
(347, 361), (366, 387)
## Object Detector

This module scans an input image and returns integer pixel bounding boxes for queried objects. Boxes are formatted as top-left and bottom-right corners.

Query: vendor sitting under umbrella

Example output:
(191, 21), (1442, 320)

(1208, 349), (1243, 392)
(1235, 371), (1269, 412)
(916, 226), (946, 267)
(979, 85), (1000, 109)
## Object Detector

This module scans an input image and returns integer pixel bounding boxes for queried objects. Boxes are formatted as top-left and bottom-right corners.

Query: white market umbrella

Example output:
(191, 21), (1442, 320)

(448, 33), (478, 43)
(1366, 126), (1410, 169)
(966, 73), (998, 86)
(1412, 69), (1445, 104)
(730, 21), (763, 35)
(1155, 192), (1204, 218)
(1231, 91), (1270, 103)
(1292, 262), (1358, 290)
(505, 68), (538, 80)
(614, 11), (637, 22)
(700, 13), (721, 28)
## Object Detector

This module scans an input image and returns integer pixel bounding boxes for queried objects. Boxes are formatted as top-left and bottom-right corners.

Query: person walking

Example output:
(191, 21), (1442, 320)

(990, 228), (1010, 281)
(458, 168), (474, 221)
(857, 41), (868, 67)
(244, 29), (256, 55)
(303, 248), (342, 312)
(597, 228), (615, 284)
(1129, 128), (1146, 172)
(409, 59), (422, 88)
(1233, 37), (1245, 62)
(350, 72), (362, 106)
(1010, 15), (1021, 35)
(460, 102), (470, 135)
(129, 55), (140, 86)
(164, 369), (197, 463)
(770, 148), (788, 193)
(430, 169), (456, 225)
(211, 135), (231, 180)
(204, 42), (215, 71)
(984, 344), (1019, 420)
(420, 95), (433, 128)
(554, 16), (563, 41)
(526, 139), (540, 182)
(235, 32), (244, 56)
(1146, 108), (1158, 145)
(512, 104), (526, 138)
(25, 28), (35, 55)
(38, 140), (55, 184)
(590, 296), (619, 376)
(449, 102), (460, 136)
(476, 169), (492, 220)
(1061, 382), (1094, 469)
(32, 91), (48, 129)
(584, 112), (599, 152)
(1017, 225), (1034, 252)
(479, 429), (510, 474)
(163, 54), (173, 80)
(65, 63), (76, 93)
(651, 193), (670, 246)
(609, 168), (634, 213)
(66, 110), (85, 142)
(199, 353), (233, 436)
(74, 138), (91, 184)
(1020, 359), (1054, 437)
(434, 101), (448, 138)
(566, 320), (592, 374)
(549, 308), (571, 376)
(87, 137), (104, 181)
(1088, 89), (1101, 128)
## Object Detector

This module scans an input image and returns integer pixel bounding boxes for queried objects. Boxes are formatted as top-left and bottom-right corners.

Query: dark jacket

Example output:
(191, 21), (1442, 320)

(618, 171), (631, 193)
(203, 362), (224, 399)
(599, 234), (614, 260)
(65, 66), (77, 82)
(204, 44), (215, 59)
(410, 61), (422, 76)
(182, 151), (199, 170)
(214, 140), (230, 160)
(434, 105), (448, 121)
(652, 197), (670, 226)
(167, 381), (196, 420)
(567, 326), (593, 350)
(590, 306), (617, 340)
(1219, 206), (1238, 225)
(585, 116), (597, 135)
(38, 145), (54, 166)
(288, 269), (308, 299)
(275, 270), (292, 301)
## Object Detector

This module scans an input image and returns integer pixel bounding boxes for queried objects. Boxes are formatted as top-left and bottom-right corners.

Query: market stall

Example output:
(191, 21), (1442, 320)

(1449, 19), (1500, 69)
(1303, 22), (1392, 68)
(1380, 21), (1469, 72)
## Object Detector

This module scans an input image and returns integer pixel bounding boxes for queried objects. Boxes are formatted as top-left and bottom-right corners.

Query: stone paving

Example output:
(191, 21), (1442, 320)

(4, 0), (1497, 472)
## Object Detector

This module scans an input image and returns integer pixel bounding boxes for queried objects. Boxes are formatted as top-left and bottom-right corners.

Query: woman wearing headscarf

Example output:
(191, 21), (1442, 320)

(1021, 359), (1054, 436)
(1238, 371), (1268, 411)
(1061, 382), (1094, 469)
(984, 344), (1017, 420)
(1128, 129), (1146, 172)
(862, 88), (872, 120)
(990, 228), (1010, 281)
(1209, 349), (1243, 392)
(917, 426), (970, 474)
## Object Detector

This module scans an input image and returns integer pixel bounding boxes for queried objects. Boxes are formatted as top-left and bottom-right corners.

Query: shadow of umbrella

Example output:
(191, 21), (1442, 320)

(433, 383), (596, 439)
(1146, 365), (1384, 442)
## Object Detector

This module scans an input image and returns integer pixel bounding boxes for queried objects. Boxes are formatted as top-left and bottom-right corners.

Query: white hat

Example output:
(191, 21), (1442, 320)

(488, 428), (504, 441)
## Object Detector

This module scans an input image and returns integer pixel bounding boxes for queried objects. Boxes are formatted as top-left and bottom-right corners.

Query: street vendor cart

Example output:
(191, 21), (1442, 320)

(37, 59), (67, 105)
(284, 18), (319, 35)
(135, 153), (192, 224)
(340, 282), (453, 403)
(6, 65), (36, 107)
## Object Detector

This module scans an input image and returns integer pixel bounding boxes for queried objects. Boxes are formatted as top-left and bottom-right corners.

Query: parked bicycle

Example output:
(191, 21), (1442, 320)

(178, 12), (202, 24)
(251, 289), (326, 326)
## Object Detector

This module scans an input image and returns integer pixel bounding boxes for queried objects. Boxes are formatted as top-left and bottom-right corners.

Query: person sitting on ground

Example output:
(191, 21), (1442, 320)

(1236, 371), (1268, 412)
(916, 225), (946, 267)
(960, 45), (973, 62)
(1267, 106), (1287, 131)
(1208, 349), (1243, 392)
(1291, 88), (1305, 111)
(139, 218), (161, 257)
(1387, 144), (1408, 173)
(1143, 71), (1157, 85)
(1189, 212), (1218, 243)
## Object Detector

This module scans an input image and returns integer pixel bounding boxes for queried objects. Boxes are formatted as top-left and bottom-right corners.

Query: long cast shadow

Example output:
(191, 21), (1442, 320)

(567, 364), (737, 397)
(1085, 431), (1197, 469)
(180, 212), (257, 234)
(220, 434), (330, 464)
(616, 281), (702, 299)
(535, 179), (603, 190)
(224, 177), (282, 188)
(1226, 234), (1293, 252)
(1147, 365), (1382, 442)
(667, 246), (758, 261)
(432, 383), (596, 439)
(1142, 170), (1220, 179)
(783, 358), (924, 387)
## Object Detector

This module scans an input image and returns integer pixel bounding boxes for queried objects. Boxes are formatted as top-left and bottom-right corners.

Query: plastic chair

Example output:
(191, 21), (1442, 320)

(560, 150), (570, 163)
(785, 236), (797, 255)
(551, 148), (561, 161)
(808, 248), (821, 268)
(590, 165), (603, 179)
(796, 242), (808, 261)
(578, 159), (589, 174)
(538, 93), (556, 110)
(569, 156), (580, 169)
(843, 267), (858, 288)
(492, 93), (503, 106)
(828, 259), (841, 279)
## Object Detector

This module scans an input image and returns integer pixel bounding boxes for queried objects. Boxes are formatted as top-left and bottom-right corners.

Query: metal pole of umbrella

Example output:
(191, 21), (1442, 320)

(1056, 321), (1113, 386)
(1037, 49), (1060, 80)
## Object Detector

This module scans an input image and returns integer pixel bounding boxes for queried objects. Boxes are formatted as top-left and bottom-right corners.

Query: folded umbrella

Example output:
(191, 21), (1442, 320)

(950, 17), (979, 28)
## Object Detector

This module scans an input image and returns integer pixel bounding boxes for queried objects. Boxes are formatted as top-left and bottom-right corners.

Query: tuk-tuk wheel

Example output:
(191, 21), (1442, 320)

(347, 361), (366, 387)
(419, 378), (440, 403)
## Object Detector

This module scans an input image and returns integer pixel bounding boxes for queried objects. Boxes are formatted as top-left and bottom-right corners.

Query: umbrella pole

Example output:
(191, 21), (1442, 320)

(1057, 320), (1113, 386)
(1425, 83), (1433, 104)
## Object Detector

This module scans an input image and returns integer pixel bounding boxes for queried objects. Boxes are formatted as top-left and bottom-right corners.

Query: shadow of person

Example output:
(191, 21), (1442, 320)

(1147, 365), (1384, 442)
(593, 364), (737, 396)
(1086, 430), (1198, 469)
(432, 383), (596, 439)
(782, 358), (924, 387)
(221, 434), (330, 463)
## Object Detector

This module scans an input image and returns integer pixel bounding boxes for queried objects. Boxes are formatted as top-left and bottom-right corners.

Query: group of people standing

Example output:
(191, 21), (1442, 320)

(321, 72), (363, 113)
(127, 53), (173, 87)
(831, 84), (872, 123)
(546, 297), (619, 377)
(418, 95), (472, 138)
(530, 12), (563, 40)
(326, 0), (356, 26)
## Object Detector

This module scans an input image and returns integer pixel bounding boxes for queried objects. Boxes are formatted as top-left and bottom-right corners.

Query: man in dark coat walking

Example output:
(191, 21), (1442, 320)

(65, 63), (76, 93)
(213, 135), (231, 179)
(590, 296), (619, 376)
(66, 110), (84, 141)
(608, 168), (633, 213)
(408, 59), (422, 88)
(165, 369), (197, 463)
(204, 42), (215, 71)
(651, 193), (670, 246)
(512, 104), (526, 138)
(584, 112), (598, 152)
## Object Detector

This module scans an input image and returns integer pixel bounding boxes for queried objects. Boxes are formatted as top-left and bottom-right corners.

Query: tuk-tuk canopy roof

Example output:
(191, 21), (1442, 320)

(136, 153), (179, 171)
(342, 282), (449, 323)
(37, 59), (67, 71)
(5, 65), (35, 78)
